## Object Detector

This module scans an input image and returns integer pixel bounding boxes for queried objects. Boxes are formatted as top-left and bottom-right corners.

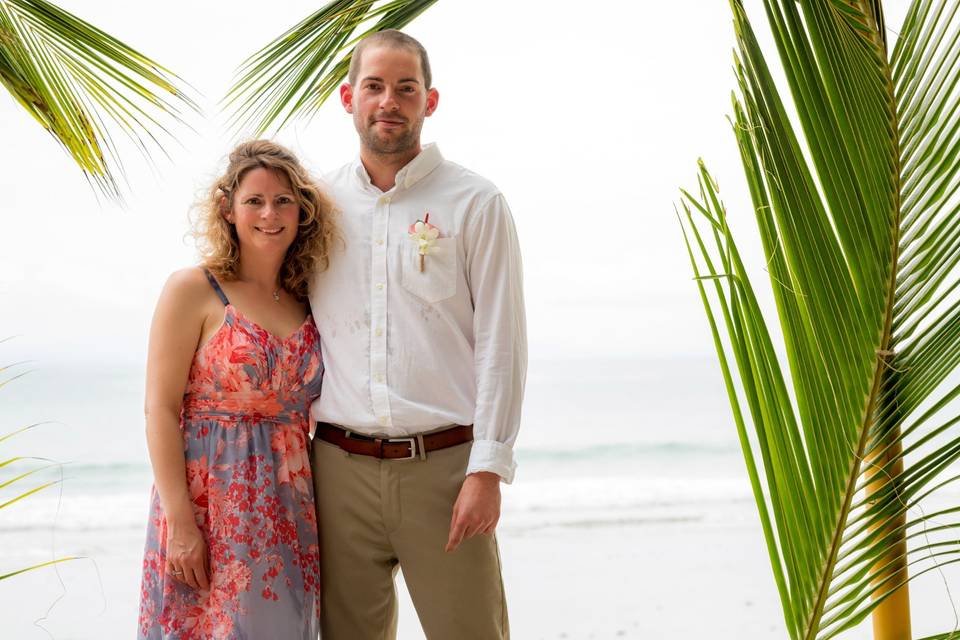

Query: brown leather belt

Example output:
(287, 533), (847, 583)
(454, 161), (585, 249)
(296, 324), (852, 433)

(314, 422), (473, 460)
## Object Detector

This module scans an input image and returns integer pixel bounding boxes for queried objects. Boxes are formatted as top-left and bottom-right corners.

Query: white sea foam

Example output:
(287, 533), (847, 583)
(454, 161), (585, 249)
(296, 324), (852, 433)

(0, 456), (759, 536)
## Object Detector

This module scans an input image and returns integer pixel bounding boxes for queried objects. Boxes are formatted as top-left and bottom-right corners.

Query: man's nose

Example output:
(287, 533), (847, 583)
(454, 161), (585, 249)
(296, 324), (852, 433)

(379, 89), (400, 110)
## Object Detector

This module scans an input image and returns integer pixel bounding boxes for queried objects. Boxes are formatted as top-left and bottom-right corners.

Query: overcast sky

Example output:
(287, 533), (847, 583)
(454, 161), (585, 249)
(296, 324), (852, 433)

(0, 0), (911, 367)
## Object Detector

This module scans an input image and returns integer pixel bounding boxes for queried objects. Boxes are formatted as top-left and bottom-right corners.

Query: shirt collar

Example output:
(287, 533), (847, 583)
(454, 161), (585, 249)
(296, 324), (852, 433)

(352, 143), (443, 192)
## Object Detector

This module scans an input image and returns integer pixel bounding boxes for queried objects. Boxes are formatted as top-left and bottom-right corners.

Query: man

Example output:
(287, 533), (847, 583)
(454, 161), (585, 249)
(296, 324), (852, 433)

(308, 29), (526, 639)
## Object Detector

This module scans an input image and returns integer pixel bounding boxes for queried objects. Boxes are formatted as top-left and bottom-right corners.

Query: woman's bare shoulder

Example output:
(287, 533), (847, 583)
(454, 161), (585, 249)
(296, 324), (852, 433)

(157, 266), (219, 310)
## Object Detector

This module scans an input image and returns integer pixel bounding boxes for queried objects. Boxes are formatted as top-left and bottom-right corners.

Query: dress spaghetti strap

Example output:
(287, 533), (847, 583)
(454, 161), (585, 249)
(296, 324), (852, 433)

(202, 267), (231, 306)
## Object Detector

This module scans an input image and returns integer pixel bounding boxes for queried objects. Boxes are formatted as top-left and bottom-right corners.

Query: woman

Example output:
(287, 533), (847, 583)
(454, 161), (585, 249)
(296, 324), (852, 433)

(137, 140), (337, 639)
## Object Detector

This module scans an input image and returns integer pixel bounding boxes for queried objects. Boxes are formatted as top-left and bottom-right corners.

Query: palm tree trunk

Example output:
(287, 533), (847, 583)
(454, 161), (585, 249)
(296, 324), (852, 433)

(866, 428), (911, 640)
(872, 586), (911, 640)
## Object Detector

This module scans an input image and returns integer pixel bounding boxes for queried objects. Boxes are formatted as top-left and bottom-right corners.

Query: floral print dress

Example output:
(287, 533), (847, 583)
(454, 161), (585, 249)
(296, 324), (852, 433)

(138, 270), (322, 640)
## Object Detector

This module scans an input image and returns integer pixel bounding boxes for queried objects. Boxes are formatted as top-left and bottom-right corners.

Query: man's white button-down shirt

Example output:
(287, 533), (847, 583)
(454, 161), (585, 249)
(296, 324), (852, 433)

(308, 144), (526, 482)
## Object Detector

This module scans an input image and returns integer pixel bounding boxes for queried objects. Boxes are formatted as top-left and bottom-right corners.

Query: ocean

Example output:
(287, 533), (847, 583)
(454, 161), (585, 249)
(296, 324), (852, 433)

(0, 356), (752, 539)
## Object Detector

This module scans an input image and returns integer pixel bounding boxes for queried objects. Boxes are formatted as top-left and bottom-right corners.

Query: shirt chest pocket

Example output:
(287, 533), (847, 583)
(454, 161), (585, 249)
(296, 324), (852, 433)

(399, 236), (458, 303)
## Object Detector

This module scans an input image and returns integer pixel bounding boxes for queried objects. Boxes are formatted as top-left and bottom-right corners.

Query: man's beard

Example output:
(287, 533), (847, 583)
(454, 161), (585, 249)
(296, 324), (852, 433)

(356, 114), (424, 156)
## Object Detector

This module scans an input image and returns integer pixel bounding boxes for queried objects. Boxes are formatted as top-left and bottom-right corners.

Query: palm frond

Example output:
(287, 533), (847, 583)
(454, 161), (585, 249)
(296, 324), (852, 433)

(680, 0), (960, 637)
(0, 357), (74, 581)
(0, 422), (48, 445)
(0, 0), (199, 199)
(0, 446), (73, 580)
(0, 477), (60, 509)
(0, 557), (79, 581)
(224, 0), (439, 136)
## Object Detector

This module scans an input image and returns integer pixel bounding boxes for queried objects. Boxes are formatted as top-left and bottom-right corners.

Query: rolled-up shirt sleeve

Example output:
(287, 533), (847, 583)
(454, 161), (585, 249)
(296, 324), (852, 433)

(462, 193), (527, 483)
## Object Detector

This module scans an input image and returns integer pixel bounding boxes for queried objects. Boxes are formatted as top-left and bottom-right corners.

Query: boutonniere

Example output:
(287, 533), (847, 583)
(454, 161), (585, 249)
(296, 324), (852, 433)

(408, 213), (440, 272)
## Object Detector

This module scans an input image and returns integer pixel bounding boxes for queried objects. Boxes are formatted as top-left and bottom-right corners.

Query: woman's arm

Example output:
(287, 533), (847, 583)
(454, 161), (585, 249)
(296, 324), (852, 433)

(144, 268), (213, 590)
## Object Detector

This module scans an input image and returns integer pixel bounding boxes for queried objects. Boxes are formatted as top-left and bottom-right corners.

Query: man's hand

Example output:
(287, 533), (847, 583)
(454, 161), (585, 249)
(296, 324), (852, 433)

(446, 471), (501, 553)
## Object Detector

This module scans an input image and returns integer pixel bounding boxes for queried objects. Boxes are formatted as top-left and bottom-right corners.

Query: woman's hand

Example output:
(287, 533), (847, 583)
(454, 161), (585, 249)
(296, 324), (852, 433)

(165, 519), (210, 590)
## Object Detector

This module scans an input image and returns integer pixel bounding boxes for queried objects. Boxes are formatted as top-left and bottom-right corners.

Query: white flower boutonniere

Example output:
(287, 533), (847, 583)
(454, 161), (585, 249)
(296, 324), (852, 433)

(408, 213), (440, 272)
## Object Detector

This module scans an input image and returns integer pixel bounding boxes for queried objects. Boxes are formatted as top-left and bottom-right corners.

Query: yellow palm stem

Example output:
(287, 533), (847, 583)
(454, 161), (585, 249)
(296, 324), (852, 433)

(866, 432), (911, 640)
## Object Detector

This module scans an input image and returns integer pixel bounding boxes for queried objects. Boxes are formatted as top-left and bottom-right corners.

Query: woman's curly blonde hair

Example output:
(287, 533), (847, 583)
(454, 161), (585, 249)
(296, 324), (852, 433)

(193, 140), (338, 301)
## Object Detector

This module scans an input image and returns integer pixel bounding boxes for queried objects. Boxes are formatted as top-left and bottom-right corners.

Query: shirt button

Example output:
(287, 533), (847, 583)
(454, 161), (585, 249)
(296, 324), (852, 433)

(375, 374), (384, 383)
(375, 328), (383, 337)
(378, 416), (388, 425)
(376, 282), (384, 290)
(380, 196), (391, 204)
(376, 239), (384, 246)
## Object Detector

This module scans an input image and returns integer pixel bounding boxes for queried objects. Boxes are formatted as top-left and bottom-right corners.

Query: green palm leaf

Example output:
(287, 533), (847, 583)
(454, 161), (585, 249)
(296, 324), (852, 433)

(0, 557), (79, 582)
(0, 357), (74, 581)
(0, 442), (73, 580)
(224, 0), (439, 136)
(681, 0), (960, 637)
(0, 0), (198, 198)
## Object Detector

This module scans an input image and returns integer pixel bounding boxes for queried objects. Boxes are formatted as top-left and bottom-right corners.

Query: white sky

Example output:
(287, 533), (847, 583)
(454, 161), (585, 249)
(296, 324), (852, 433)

(0, 0), (911, 366)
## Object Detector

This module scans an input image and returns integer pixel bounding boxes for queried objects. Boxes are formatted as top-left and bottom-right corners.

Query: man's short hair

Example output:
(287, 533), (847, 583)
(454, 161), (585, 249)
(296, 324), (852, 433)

(348, 29), (432, 89)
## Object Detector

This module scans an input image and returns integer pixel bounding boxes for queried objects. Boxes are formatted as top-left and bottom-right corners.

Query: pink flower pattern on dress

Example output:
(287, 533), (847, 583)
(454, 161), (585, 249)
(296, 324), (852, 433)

(138, 304), (322, 640)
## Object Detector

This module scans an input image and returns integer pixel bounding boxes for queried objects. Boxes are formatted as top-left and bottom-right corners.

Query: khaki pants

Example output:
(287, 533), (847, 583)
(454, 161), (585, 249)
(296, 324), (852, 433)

(312, 436), (509, 639)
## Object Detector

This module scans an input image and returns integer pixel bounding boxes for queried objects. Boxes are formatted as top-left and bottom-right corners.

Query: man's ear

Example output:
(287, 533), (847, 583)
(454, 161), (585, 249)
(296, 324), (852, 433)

(340, 83), (354, 114)
(425, 87), (439, 117)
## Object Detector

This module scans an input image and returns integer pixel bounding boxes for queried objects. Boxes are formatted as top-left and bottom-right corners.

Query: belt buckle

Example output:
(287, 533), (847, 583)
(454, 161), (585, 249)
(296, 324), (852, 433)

(386, 437), (417, 460)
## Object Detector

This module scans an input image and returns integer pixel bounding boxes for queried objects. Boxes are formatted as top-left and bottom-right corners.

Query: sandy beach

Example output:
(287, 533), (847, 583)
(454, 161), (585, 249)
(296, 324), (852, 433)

(3, 485), (959, 639)
(0, 506), (783, 639)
